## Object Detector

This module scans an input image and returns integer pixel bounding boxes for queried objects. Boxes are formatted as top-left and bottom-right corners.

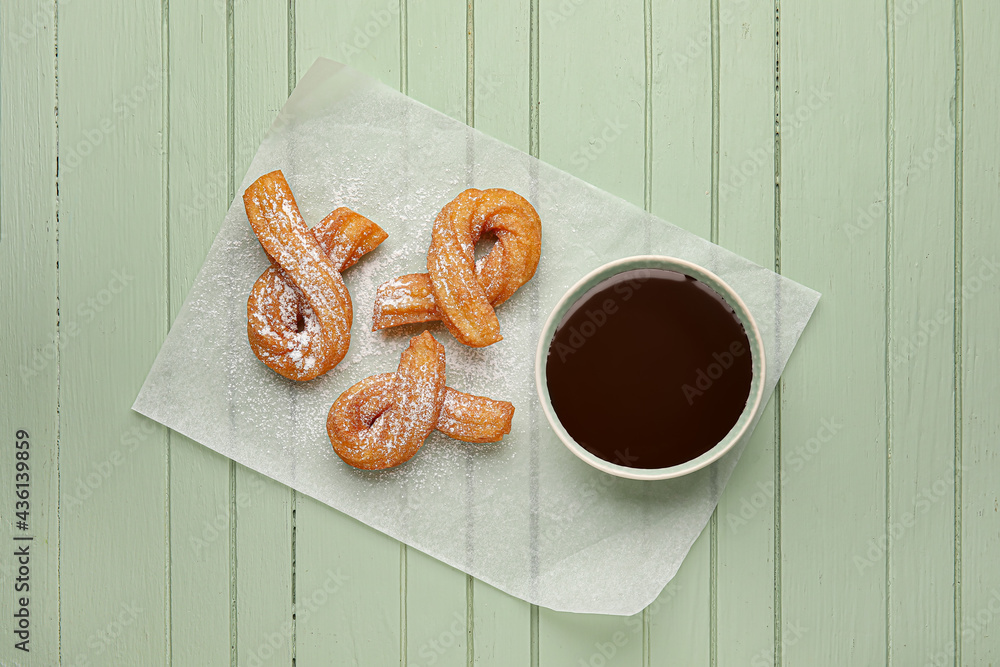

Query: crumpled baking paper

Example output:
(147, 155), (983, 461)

(134, 58), (819, 616)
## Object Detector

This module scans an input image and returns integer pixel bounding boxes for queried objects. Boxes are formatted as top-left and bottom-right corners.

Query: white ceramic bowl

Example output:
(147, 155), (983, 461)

(535, 256), (766, 480)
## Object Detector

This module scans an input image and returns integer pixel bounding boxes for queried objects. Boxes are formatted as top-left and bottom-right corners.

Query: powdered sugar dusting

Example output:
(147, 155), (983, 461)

(244, 172), (369, 380)
(135, 60), (819, 616)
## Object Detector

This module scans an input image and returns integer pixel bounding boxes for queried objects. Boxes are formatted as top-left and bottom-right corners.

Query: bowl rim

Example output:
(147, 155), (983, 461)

(534, 255), (767, 481)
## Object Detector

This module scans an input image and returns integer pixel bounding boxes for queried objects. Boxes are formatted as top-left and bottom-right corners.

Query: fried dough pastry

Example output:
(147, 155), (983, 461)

(327, 332), (515, 470)
(244, 170), (387, 381)
(371, 188), (541, 347)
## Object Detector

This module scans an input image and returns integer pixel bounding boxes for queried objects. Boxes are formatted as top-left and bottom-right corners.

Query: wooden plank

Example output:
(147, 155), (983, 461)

(406, 549), (471, 667)
(165, 1), (233, 663)
(537, 0), (647, 663)
(292, 3), (405, 665)
(0, 2), (60, 663)
(56, 0), (168, 663)
(295, 0), (402, 88)
(959, 3), (1000, 664)
(778, 0), (887, 663)
(646, 0), (714, 663)
(539, 610), (644, 667)
(294, 497), (400, 667)
(649, 0), (714, 237)
(884, 1), (959, 664)
(539, 0), (646, 206)
(473, 0), (531, 151)
(714, 0), (779, 662)
(232, 2), (295, 665)
(406, 0), (467, 122)
(716, 413), (778, 666)
(648, 533), (711, 664)
(470, 1), (533, 663)
(471, 580), (530, 667)
(6, 3), (999, 666)
(399, 3), (472, 665)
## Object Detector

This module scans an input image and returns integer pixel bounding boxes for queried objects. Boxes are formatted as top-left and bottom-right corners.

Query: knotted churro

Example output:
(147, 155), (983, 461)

(327, 332), (515, 470)
(371, 188), (541, 347)
(244, 170), (387, 381)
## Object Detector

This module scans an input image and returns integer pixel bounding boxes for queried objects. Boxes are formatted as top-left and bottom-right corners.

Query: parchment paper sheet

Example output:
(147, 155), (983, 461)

(134, 58), (820, 615)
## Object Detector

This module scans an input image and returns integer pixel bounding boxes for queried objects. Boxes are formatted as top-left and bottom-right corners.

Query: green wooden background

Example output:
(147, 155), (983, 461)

(1, 0), (998, 665)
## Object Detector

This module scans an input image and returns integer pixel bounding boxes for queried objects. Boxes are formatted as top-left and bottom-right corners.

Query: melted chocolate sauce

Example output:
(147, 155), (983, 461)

(546, 268), (752, 469)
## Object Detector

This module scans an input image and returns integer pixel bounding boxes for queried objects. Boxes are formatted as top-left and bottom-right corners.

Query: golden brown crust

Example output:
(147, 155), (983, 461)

(327, 332), (515, 470)
(314, 206), (389, 272)
(371, 188), (541, 347)
(327, 332), (446, 470)
(244, 170), (387, 381)
(371, 273), (442, 329)
(436, 388), (515, 443)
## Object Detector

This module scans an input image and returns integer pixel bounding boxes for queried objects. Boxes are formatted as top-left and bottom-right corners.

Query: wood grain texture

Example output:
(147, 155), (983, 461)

(295, 0), (402, 88)
(714, 0), (780, 663)
(649, 0), (714, 238)
(165, 1), (233, 663)
(0, 2), (60, 665)
(55, 0), (168, 663)
(649, 534), (711, 665)
(538, 0), (646, 205)
(406, 0), (467, 122)
(960, 3), (1000, 665)
(3, 0), (1000, 664)
(472, 0), (530, 152)
(779, 0), (888, 663)
(887, 0), (959, 663)
(294, 500), (401, 666)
